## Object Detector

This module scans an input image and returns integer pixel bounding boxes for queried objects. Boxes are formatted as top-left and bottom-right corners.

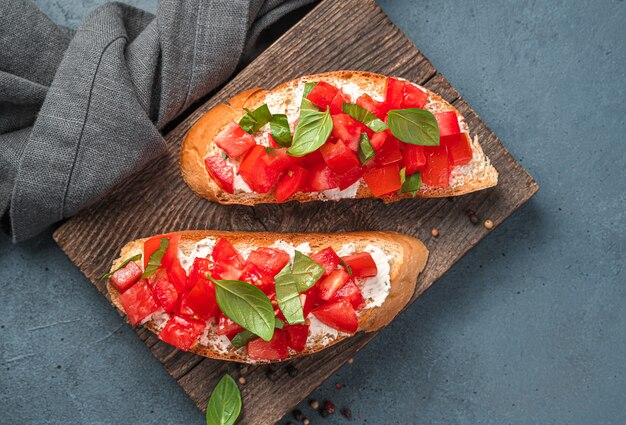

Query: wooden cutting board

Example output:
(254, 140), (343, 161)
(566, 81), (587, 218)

(53, 0), (538, 423)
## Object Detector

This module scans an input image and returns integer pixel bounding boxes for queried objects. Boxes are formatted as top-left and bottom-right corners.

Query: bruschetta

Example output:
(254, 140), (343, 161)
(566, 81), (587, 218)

(103, 231), (428, 363)
(181, 70), (497, 204)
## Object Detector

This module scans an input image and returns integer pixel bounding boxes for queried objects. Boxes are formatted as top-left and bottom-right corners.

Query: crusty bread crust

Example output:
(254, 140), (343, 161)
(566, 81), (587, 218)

(106, 230), (428, 363)
(180, 70), (498, 205)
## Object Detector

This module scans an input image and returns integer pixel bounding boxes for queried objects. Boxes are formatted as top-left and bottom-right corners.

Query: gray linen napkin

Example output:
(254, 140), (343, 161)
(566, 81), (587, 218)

(0, 0), (313, 242)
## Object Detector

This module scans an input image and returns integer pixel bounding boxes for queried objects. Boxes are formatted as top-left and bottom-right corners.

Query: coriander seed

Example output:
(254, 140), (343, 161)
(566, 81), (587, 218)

(484, 219), (494, 230)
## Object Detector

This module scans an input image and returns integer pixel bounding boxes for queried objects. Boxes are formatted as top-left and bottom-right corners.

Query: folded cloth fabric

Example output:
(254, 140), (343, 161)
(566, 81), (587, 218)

(0, 0), (313, 242)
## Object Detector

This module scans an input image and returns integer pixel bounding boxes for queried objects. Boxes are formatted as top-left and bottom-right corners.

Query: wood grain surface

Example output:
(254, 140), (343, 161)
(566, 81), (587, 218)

(52, 0), (538, 423)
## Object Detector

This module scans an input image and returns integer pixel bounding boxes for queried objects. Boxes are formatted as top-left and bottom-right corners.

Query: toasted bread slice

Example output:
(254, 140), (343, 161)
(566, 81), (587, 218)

(181, 70), (498, 204)
(107, 231), (428, 363)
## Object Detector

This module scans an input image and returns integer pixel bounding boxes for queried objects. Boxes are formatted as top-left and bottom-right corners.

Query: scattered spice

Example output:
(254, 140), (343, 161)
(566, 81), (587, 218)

(323, 401), (336, 415)
(238, 377), (246, 385)
(431, 228), (439, 237)
(347, 358), (354, 365)
(238, 364), (249, 376)
(469, 214), (480, 225)
(340, 408), (352, 419)
(303, 419), (310, 425)
(287, 364), (299, 377)
(335, 383), (343, 390)
(310, 400), (320, 409)
(293, 409), (304, 421)
(484, 219), (494, 230)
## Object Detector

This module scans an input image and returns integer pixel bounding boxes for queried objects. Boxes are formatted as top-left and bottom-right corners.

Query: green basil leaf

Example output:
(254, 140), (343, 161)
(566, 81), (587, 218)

(142, 238), (169, 278)
(342, 103), (388, 132)
(340, 259), (354, 276)
(239, 104), (272, 133)
(209, 276), (275, 341)
(287, 107), (333, 157)
(221, 152), (228, 160)
(300, 82), (319, 112)
(387, 108), (440, 146)
(399, 168), (421, 196)
(100, 254), (142, 280)
(358, 132), (375, 164)
(205, 374), (241, 425)
(230, 319), (284, 349)
(274, 264), (305, 325)
(291, 251), (325, 292)
(269, 114), (292, 147)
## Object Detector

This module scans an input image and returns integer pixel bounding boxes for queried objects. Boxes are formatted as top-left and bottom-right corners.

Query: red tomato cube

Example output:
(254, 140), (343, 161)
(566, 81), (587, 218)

(187, 258), (212, 290)
(301, 287), (322, 318)
(285, 324), (309, 352)
(306, 82), (340, 110)
(373, 132), (403, 166)
(110, 260), (142, 293)
(422, 146), (450, 187)
(212, 238), (245, 269)
(275, 165), (307, 203)
(247, 328), (288, 361)
(179, 279), (219, 321)
(356, 94), (387, 119)
(246, 247), (291, 278)
(385, 77), (405, 110)
(311, 299), (358, 334)
(307, 162), (338, 192)
(213, 122), (256, 158)
(433, 111), (461, 137)
(362, 163), (402, 197)
(402, 144), (427, 175)
(148, 270), (179, 313)
(158, 315), (206, 351)
(331, 114), (362, 151)
(118, 279), (159, 325)
(335, 165), (365, 191)
(401, 83), (428, 109)
(329, 90), (349, 115)
(218, 313), (244, 336)
(442, 132), (473, 166)
(330, 277), (366, 311)
(341, 252), (378, 278)
(311, 247), (341, 276)
(204, 155), (234, 194)
(318, 269), (350, 301)
(320, 139), (361, 175)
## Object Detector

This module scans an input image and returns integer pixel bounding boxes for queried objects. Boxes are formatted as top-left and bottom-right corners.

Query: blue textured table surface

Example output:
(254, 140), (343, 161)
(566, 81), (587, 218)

(2, 1), (625, 424)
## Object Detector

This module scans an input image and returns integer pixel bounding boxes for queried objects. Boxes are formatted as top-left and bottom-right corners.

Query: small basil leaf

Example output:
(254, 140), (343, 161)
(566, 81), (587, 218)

(275, 264), (305, 325)
(340, 259), (354, 276)
(100, 254), (141, 280)
(142, 238), (169, 278)
(239, 104), (272, 133)
(342, 103), (388, 132)
(387, 108), (440, 146)
(269, 114), (292, 147)
(231, 319), (285, 349)
(209, 276), (275, 341)
(291, 251), (325, 292)
(205, 374), (241, 425)
(400, 168), (422, 196)
(300, 82), (319, 112)
(287, 107), (333, 157)
(358, 132), (375, 164)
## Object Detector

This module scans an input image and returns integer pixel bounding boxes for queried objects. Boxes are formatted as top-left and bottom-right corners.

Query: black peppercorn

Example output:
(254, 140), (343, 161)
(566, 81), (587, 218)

(293, 409), (304, 421)
(470, 214), (480, 225)
(287, 365), (299, 377)
(341, 408), (352, 419)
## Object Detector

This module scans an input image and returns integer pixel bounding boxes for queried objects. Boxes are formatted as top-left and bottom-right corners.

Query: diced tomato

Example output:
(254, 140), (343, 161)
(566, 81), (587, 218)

(402, 144), (426, 175)
(246, 248), (290, 278)
(362, 163), (402, 197)
(275, 165), (307, 203)
(369, 131), (387, 151)
(356, 94), (387, 119)
(433, 111), (461, 137)
(331, 114), (362, 151)
(239, 262), (267, 285)
(204, 155), (234, 194)
(263, 147), (298, 172)
(238, 146), (285, 193)
(109, 260), (142, 293)
(301, 287), (322, 317)
(143, 233), (179, 270)
(212, 238), (245, 269)
(167, 261), (187, 294)
(187, 258), (212, 290)
(311, 299), (358, 334)
(342, 252), (378, 278)
(306, 82), (340, 110)
(161, 233), (181, 269)
(148, 270), (179, 312)
(247, 328), (288, 361)
(320, 139), (361, 175)
(211, 262), (244, 280)
(335, 165), (365, 190)
(143, 236), (163, 269)
(422, 146), (450, 187)
(300, 149), (325, 168)
(213, 122), (256, 158)
(267, 133), (279, 148)
(329, 90), (349, 115)
(311, 247), (341, 276)
(118, 279), (159, 325)
(402, 83), (428, 109)
(330, 278), (366, 311)
(373, 133), (403, 166)
(307, 162), (338, 192)
(385, 77), (405, 110)
(218, 313), (244, 336)
(238, 145), (265, 178)
(285, 324), (309, 352)
(179, 275), (219, 320)
(442, 132), (473, 166)
(158, 315), (206, 351)
(318, 269), (350, 301)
